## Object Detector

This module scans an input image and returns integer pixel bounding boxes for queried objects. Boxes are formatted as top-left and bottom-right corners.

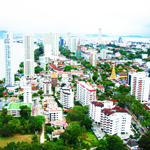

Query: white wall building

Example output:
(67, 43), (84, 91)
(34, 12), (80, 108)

(68, 36), (77, 52)
(60, 87), (74, 109)
(66, 32), (71, 47)
(98, 28), (102, 43)
(90, 52), (97, 67)
(24, 33), (34, 77)
(20, 76), (27, 88)
(129, 72), (150, 103)
(23, 85), (32, 103)
(49, 107), (62, 121)
(3, 31), (14, 86)
(77, 81), (96, 106)
(99, 49), (107, 59)
(61, 74), (68, 85)
(43, 79), (52, 95)
(39, 56), (50, 70)
(44, 32), (59, 56)
(89, 100), (131, 137)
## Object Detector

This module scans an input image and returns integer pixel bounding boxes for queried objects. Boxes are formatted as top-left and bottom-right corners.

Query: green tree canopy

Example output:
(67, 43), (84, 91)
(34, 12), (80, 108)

(20, 105), (31, 120)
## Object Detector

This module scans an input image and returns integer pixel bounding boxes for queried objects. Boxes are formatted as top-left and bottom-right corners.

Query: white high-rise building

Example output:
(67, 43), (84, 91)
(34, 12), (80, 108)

(90, 52), (97, 67)
(24, 33), (34, 78)
(23, 85), (32, 103)
(44, 33), (59, 56)
(130, 72), (150, 103)
(66, 32), (71, 47)
(89, 100), (132, 137)
(3, 31), (14, 86)
(60, 87), (74, 109)
(77, 81), (96, 106)
(39, 56), (50, 70)
(98, 28), (102, 43)
(68, 36), (77, 52)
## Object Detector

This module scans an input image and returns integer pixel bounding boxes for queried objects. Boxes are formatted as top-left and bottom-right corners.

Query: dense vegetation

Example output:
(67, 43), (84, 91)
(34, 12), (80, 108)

(34, 44), (44, 60)
(0, 108), (45, 137)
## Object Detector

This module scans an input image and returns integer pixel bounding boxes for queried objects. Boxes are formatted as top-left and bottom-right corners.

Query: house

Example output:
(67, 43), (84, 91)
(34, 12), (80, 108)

(8, 97), (19, 103)
(8, 103), (32, 117)
(97, 85), (105, 93)
(50, 129), (65, 140)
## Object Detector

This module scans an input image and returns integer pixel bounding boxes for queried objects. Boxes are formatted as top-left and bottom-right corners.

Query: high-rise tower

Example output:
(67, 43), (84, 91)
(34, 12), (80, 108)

(44, 32), (59, 56)
(68, 36), (77, 52)
(3, 31), (14, 86)
(24, 33), (34, 78)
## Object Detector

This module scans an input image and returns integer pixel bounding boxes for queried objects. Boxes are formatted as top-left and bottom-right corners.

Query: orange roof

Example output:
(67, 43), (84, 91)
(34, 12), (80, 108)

(97, 85), (104, 89)
(32, 86), (39, 91)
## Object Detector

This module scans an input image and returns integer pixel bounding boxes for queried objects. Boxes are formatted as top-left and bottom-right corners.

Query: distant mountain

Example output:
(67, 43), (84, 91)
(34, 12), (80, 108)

(121, 35), (143, 38)
(86, 34), (108, 37)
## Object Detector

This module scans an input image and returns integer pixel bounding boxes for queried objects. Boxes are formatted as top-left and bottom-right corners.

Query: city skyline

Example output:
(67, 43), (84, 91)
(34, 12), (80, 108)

(0, 0), (150, 37)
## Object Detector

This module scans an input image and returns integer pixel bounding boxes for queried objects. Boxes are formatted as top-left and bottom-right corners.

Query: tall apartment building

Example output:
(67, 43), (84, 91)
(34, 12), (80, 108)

(66, 32), (71, 47)
(90, 52), (97, 67)
(77, 81), (96, 106)
(23, 85), (32, 103)
(60, 87), (74, 109)
(68, 36), (77, 52)
(3, 31), (14, 86)
(24, 33), (34, 78)
(39, 56), (50, 70)
(76, 45), (82, 58)
(44, 33), (59, 56)
(99, 49), (107, 59)
(89, 100), (131, 137)
(129, 72), (150, 103)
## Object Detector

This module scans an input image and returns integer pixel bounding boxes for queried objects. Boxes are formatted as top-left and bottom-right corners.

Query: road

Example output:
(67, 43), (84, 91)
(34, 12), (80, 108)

(40, 124), (45, 143)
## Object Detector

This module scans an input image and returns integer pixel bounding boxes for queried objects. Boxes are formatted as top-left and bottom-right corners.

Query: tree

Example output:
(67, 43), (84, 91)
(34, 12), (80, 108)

(35, 66), (43, 74)
(1, 108), (8, 117)
(20, 105), (31, 120)
(45, 126), (54, 134)
(60, 122), (82, 148)
(138, 131), (150, 150)
(19, 62), (24, 68)
(61, 83), (66, 87)
(92, 74), (98, 82)
(38, 89), (44, 96)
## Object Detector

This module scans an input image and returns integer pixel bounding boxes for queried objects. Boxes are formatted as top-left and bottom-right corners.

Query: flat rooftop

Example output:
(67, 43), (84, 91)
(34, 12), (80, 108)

(8, 103), (32, 110)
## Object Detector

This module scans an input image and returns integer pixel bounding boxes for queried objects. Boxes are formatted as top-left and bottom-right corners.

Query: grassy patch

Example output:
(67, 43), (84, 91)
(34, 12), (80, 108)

(83, 130), (99, 147)
(0, 134), (34, 148)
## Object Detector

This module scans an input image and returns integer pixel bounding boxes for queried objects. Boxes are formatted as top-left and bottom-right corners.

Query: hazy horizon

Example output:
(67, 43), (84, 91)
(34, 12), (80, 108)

(0, 0), (150, 37)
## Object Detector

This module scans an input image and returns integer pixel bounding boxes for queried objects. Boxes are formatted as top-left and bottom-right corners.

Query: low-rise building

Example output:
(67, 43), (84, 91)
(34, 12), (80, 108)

(8, 103), (32, 117)
(49, 107), (62, 121)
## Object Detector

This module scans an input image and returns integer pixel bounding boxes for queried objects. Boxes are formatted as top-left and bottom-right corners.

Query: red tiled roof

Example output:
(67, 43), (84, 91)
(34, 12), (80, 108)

(109, 99), (117, 105)
(102, 106), (128, 116)
(49, 64), (62, 71)
(92, 101), (104, 107)
(32, 86), (39, 91)
(143, 104), (150, 112)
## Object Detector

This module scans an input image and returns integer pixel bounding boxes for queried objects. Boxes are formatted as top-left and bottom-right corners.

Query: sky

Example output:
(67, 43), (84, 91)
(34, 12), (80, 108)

(0, 0), (150, 37)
